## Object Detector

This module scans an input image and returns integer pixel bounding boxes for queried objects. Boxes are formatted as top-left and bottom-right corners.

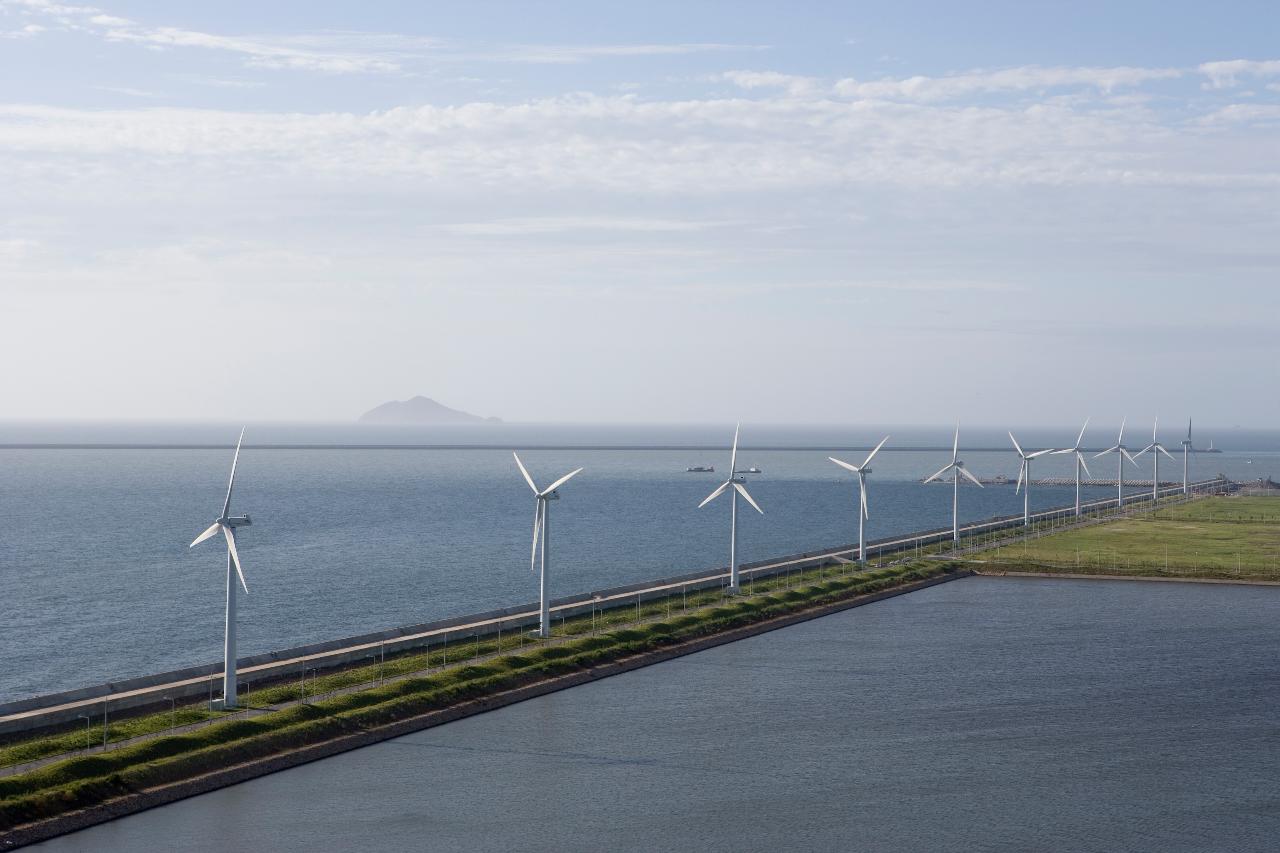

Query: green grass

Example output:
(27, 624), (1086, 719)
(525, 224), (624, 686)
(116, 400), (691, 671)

(984, 495), (1280, 580)
(0, 561), (959, 831)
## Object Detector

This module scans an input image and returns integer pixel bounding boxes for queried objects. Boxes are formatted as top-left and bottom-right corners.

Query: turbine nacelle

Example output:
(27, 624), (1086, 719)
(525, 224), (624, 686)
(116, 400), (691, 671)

(220, 515), (252, 527)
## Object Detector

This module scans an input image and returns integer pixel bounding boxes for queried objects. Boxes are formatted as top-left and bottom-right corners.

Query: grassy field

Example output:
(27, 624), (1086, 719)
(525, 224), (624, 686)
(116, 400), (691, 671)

(0, 560), (962, 832)
(985, 495), (1280, 580)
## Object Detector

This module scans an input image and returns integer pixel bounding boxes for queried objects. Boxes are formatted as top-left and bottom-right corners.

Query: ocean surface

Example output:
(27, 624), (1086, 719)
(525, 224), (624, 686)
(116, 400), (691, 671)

(1, 422), (1275, 702)
(31, 577), (1280, 852)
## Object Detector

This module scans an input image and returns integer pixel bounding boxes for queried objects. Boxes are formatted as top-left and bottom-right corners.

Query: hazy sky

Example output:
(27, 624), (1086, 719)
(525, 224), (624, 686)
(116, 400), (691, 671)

(2, 0), (1277, 425)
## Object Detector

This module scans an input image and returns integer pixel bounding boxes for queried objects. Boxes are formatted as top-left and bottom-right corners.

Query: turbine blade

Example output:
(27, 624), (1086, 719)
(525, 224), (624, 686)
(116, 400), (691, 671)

(540, 467), (583, 496)
(1152, 417), (1159, 442)
(1118, 416), (1126, 445)
(1186, 417), (1192, 440)
(959, 466), (984, 488)
(222, 526), (248, 594)
(1076, 417), (1090, 449)
(1015, 461), (1025, 494)
(1093, 446), (1118, 459)
(861, 435), (890, 468)
(923, 463), (952, 484)
(1008, 431), (1025, 458)
(221, 427), (245, 519)
(952, 424), (959, 463)
(512, 452), (538, 494)
(1122, 448), (1139, 467)
(860, 479), (869, 519)
(698, 480), (731, 508)
(1159, 445), (1177, 461)
(1028, 448), (1054, 459)
(729, 422), (740, 476)
(1077, 452), (1092, 478)
(828, 456), (861, 475)
(1050, 447), (1073, 455)
(734, 482), (764, 515)
(190, 522), (221, 548)
(531, 500), (543, 573)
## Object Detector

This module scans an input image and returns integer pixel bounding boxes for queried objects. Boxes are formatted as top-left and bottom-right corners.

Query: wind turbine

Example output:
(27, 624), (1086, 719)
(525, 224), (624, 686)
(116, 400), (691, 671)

(514, 452), (582, 638)
(1135, 418), (1176, 504)
(1181, 418), (1193, 494)
(828, 435), (890, 564)
(923, 425), (983, 544)
(1093, 417), (1139, 508)
(189, 428), (252, 710)
(698, 423), (763, 593)
(1009, 431), (1053, 527)
(1050, 418), (1092, 516)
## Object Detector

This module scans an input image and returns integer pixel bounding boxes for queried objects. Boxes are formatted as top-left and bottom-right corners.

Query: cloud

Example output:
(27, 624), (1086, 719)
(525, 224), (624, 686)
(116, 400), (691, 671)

(834, 65), (1181, 101)
(714, 70), (819, 96)
(0, 88), (1275, 195)
(440, 216), (737, 236)
(1199, 59), (1280, 88)
(3, 1), (764, 74)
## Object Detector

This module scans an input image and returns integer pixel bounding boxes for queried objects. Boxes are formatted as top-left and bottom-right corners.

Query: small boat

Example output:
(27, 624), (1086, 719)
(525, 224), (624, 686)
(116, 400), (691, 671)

(737, 467), (762, 474)
(686, 465), (715, 473)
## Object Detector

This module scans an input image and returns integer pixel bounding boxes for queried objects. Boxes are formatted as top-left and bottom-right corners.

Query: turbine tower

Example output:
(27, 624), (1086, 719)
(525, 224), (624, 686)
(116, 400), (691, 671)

(1050, 418), (1092, 516)
(1181, 418), (1193, 494)
(1135, 418), (1176, 504)
(828, 435), (890, 564)
(923, 425), (984, 544)
(1093, 417), (1139, 508)
(698, 423), (763, 593)
(189, 428), (252, 710)
(514, 452), (582, 638)
(1009, 431), (1053, 527)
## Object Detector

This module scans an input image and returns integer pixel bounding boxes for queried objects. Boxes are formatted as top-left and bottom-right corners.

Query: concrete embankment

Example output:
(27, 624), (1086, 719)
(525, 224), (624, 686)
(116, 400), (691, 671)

(0, 569), (971, 850)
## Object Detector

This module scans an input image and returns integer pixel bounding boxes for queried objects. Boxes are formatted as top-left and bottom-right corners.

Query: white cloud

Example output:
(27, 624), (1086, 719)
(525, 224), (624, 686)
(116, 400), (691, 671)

(1199, 59), (1280, 88)
(714, 70), (818, 96)
(835, 65), (1181, 101)
(440, 216), (736, 236)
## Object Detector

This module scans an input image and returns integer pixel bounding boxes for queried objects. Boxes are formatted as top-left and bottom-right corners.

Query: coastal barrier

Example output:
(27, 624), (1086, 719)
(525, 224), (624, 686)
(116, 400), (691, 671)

(0, 477), (1231, 736)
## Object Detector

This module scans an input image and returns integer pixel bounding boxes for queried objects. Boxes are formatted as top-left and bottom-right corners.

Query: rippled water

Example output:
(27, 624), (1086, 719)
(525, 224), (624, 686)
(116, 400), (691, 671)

(32, 577), (1280, 852)
(1, 423), (1272, 702)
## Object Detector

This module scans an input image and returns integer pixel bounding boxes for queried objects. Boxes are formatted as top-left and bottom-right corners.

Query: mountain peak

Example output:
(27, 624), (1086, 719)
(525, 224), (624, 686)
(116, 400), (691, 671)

(358, 396), (501, 425)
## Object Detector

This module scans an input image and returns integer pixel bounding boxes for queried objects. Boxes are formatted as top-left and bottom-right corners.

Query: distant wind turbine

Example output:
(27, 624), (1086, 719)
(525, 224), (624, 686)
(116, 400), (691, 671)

(514, 452), (582, 638)
(698, 423), (763, 593)
(1093, 417), (1139, 508)
(1135, 418), (1176, 504)
(188, 428), (252, 710)
(1181, 418), (1193, 494)
(923, 425), (984, 544)
(828, 435), (890, 564)
(1050, 418), (1092, 516)
(1009, 431), (1053, 527)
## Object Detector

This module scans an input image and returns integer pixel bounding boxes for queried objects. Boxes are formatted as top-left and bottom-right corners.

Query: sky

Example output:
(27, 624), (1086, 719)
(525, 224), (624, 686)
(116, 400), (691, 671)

(1, 0), (1277, 426)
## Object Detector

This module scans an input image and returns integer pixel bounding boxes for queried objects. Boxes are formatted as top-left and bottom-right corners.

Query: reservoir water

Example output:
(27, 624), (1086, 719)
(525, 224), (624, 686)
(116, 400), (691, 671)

(31, 577), (1280, 852)
(1, 422), (1273, 702)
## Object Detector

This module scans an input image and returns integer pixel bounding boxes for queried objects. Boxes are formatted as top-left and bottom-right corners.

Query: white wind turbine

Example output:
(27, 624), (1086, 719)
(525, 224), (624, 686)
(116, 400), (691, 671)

(188, 429), (252, 710)
(1050, 418), (1092, 516)
(514, 452), (583, 638)
(923, 425), (983, 544)
(1181, 418), (1193, 494)
(1009, 431), (1053, 527)
(1093, 417), (1139, 508)
(828, 436), (890, 564)
(698, 423), (763, 593)
(1135, 418), (1176, 504)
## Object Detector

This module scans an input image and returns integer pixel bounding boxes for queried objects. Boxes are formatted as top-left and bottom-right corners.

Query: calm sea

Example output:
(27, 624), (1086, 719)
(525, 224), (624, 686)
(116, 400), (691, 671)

(29, 577), (1280, 852)
(2, 422), (1275, 702)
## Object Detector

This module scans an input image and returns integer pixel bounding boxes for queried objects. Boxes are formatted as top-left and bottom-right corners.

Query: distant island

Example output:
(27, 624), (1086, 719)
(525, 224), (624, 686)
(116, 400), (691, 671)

(358, 396), (502, 425)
